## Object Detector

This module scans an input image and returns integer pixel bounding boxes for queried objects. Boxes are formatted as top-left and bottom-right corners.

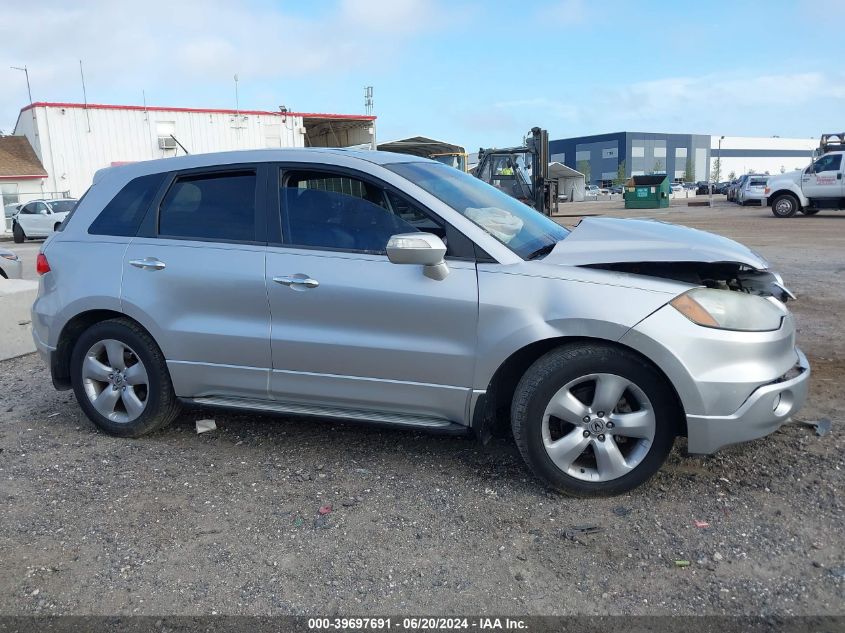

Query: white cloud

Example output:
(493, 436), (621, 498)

(0, 0), (460, 130)
(475, 70), (845, 142)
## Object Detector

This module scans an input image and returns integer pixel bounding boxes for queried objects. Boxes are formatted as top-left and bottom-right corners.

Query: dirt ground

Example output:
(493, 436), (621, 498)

(0, 198), (842, 616)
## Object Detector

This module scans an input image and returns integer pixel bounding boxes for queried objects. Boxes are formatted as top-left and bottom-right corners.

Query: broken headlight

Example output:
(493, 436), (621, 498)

(670, 288), (786, 332)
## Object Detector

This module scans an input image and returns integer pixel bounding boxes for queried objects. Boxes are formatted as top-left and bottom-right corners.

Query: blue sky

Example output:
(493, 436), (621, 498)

(2, 0), (844, 149)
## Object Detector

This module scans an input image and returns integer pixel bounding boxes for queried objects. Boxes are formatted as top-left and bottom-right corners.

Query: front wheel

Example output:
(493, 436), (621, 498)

(70, 318), (181, 437)
(12, 222), (25, 243)
(771, 194), (799, 218)
(511, 343), (678, 496)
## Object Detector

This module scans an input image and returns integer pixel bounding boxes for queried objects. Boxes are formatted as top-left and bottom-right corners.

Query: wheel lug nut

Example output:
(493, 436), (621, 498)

(597, 411), (605, 417)
(597, 434), (605, 442)
(582, 416), (590, 423)
(606, 421), (614, 429)
(583, 430), (590, 438)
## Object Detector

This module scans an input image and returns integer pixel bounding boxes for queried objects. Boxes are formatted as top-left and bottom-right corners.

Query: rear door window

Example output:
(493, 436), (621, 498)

(89, 173), (164, 236)
(158, 170), (257, 242)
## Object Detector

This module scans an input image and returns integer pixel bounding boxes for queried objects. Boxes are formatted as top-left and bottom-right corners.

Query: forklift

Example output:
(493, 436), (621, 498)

(475, 127), (558, 215)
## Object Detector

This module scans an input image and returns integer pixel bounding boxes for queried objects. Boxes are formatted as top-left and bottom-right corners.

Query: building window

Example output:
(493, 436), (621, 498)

(575, 150), (590, 161)
(156, 121), (177, 151)
(1, 183), (19, 206)
(631, 145), (645, 158)
(550, 152), (565, 163)
(676, 147), (688, 158)
(654, 146), (667, 158)
(601, 147), (618, 159)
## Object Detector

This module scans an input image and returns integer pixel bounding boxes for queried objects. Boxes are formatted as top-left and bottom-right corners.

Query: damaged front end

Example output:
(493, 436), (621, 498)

(583, 261), (795, 303)
(545, 217), (795, 302)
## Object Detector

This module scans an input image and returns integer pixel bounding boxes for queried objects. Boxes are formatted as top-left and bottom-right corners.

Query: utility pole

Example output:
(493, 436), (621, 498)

(709, 135), (725, 206)
(364, 86), (375, 149)
(79, 60), (91, 132)
(11, 65), (33, 104)
(11, 65), (37, 138)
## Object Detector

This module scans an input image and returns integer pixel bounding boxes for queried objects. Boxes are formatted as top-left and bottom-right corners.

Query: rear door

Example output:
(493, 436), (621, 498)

(121, 165), (272, 399)
(802, 153), (843, 199)
(264, 165), (479, 424)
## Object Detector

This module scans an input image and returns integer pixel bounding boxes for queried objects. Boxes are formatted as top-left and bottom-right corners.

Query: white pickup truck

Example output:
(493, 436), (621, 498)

(764, 150), (845, 217)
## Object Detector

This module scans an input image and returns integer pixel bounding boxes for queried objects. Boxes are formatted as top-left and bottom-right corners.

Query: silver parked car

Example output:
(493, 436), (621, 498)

(31, 149), (810, 496)
(737, 175), (769, 206)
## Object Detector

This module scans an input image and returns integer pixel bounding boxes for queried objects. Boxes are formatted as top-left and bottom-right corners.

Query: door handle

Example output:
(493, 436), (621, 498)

(273, 275), (319, 289)
(129, 257), (166, 271)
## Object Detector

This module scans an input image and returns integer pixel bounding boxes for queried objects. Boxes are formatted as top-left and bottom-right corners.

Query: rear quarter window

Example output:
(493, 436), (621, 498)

(88, 173), (165, 236)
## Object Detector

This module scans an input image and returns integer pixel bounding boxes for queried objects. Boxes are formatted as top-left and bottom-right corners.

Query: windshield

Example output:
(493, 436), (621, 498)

(47, 200), (77, 213)
(386, 161), (569, 260)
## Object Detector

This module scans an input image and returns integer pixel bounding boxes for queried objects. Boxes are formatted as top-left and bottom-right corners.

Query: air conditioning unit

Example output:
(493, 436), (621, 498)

(158, 136), (177, 150)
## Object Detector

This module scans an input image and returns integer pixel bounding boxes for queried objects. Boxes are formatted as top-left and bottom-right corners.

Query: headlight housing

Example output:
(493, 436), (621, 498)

(670, 288), (785, 332)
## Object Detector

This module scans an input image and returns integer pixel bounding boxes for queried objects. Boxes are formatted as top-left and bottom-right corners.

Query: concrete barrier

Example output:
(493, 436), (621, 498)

(0, 279), (39, 360)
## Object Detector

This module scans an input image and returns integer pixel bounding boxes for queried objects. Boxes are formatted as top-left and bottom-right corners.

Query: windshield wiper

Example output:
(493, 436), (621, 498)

(526, 243), (556, 260)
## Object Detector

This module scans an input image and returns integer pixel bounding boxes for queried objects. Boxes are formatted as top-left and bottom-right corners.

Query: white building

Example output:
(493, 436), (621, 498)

(11, 101), (377, 199)
(711, 135), (818, 179)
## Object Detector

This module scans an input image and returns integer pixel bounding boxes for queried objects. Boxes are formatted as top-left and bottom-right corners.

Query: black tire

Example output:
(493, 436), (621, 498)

(12, 222), (25, 243)
(511, 342), (678, 497)
(70, 318), (181, 437)
(771, 194), (799, 218)
(801, 209), (820, 216)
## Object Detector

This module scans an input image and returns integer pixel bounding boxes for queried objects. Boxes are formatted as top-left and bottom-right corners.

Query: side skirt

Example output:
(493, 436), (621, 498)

(183, 396), (472, 435)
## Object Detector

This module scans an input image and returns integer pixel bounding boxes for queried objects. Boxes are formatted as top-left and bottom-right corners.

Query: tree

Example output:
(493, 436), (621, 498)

(684, 157), (695, 182)
(711, 157), (722, 182)
(577, 159), (591, 184)
(728, 170), (736, 180)
(651, 159), (664, 175)
(614, 160), (626, 185)
(779, 165), (786, 174)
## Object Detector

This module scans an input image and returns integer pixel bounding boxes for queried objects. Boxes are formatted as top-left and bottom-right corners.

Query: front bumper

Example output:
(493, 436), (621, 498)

(685, 349), (810, 453)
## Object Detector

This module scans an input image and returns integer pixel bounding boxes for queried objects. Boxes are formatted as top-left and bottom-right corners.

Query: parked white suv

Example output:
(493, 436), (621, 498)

(12, 198), (77, 242)
(764, 151), (845, 217)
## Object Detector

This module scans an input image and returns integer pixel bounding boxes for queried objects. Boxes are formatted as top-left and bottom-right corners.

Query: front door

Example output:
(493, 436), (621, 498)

(802, 153), (844, 199)
(265, 167), (479, 424)
(121, 166), (272, 399)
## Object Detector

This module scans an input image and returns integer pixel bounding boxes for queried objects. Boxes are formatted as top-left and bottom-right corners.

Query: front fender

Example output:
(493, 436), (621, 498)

(473, 266), (679, 390)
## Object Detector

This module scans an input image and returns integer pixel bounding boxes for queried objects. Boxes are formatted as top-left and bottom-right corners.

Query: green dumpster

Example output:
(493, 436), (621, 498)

(623, 175), (670, 209)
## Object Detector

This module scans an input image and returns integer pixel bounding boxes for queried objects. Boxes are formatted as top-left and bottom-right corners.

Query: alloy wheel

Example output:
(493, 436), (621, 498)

(541, 373), (656, 482)
(81, 339), (149, 423)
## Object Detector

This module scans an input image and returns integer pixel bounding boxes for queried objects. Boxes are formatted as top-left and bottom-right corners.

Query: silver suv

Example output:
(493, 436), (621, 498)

(31, 149), (810, 496)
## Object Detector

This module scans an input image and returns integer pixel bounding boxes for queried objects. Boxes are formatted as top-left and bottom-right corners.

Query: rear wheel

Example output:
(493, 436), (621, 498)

(70, 318), (181, 437)
(511, 343), (678, 496)
(771, 194), (799, 218)
(12, 222), (25, 243)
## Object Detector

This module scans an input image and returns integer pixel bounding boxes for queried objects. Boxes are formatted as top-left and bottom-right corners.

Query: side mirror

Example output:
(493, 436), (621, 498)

(386, 232), (449, 280)
(39, 209), (49, 215)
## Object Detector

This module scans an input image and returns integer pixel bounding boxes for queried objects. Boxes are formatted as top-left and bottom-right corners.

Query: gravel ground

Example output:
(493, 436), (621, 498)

(0, 199), (843, 616)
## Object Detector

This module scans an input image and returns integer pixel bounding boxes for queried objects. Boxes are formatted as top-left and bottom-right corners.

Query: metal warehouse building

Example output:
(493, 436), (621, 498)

(8, 102), (377, 201)
(550, 132), (818, 186)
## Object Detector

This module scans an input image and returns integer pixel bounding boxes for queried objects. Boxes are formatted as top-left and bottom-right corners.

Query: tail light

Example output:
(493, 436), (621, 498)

(36, 253), (51, 275)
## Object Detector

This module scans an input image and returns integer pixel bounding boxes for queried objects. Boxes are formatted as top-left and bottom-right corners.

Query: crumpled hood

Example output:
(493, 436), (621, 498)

(546, 217), (769, 270)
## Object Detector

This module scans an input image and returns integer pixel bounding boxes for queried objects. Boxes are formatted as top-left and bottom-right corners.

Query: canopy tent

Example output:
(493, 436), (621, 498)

(377, 136), (467, 170)
(548, 162), (586, 202)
